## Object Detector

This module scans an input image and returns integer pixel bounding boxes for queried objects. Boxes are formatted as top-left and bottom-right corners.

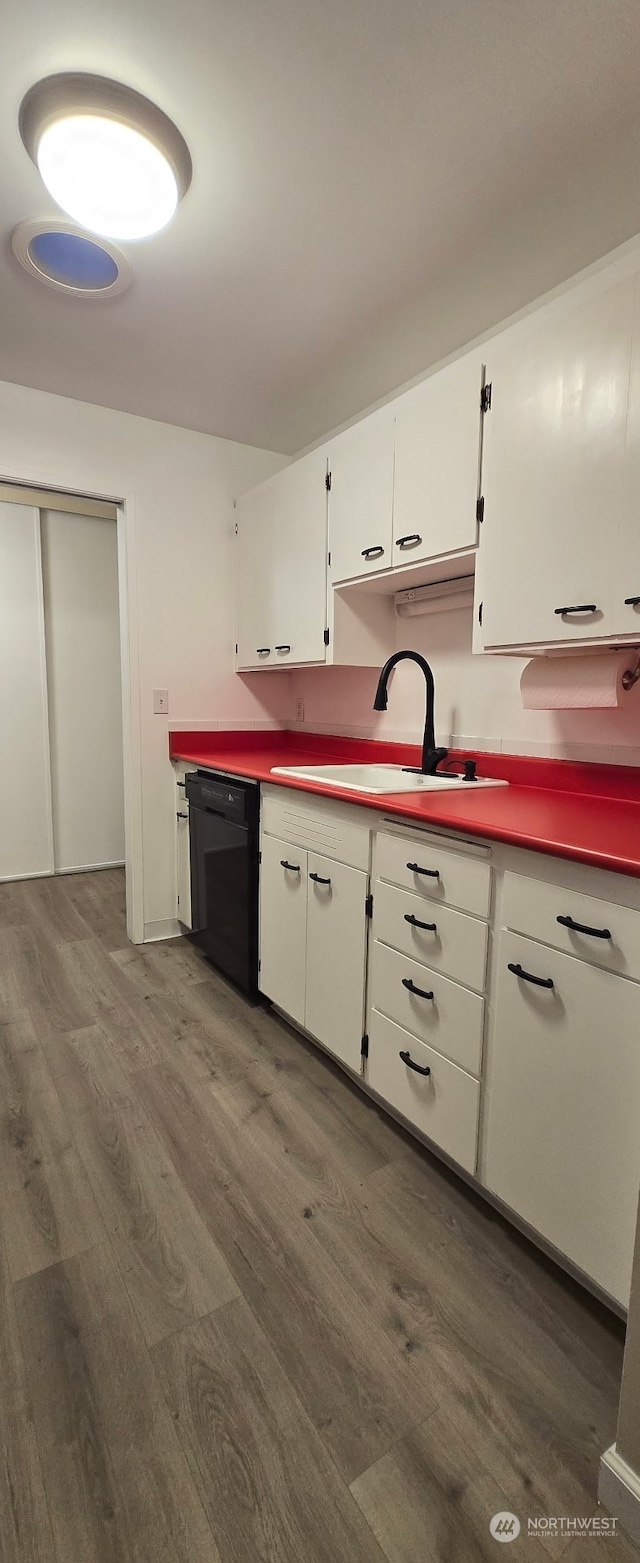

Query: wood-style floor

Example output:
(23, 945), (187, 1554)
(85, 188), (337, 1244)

(0, 868), (636, 1562)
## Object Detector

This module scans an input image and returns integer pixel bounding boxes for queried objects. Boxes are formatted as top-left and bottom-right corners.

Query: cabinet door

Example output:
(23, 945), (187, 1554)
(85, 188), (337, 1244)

(484, 930), (640, 1305)
(305, 852), (367, 1072)
(271, 449), (328, 665)
(616, 275), (640, 636)
(479, 279), (635, 649)
(392, 357), (481, 567)
(328, 414), (395, 582)
(235, 482), (276, 669)
(176, 794), (192, 930)
(259, 835), (308, 1025)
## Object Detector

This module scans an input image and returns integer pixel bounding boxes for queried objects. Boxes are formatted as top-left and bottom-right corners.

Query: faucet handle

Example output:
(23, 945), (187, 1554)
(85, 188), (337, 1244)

(422, 746), (449, 776)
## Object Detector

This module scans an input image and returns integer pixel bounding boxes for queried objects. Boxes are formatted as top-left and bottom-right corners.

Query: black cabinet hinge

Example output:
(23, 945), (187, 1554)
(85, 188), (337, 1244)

(325, 470), (332, 492)
(476, 496), (484, 524)
(480, 382), (492, 413)
(478, 601), (483, 627)
(365, 892), (373, 918)
(324, 627), (330, 646)
(361, 1034), (369, 1059)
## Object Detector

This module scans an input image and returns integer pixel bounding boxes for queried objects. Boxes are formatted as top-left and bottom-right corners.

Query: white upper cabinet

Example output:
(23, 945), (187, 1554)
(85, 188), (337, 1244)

(392, 356), (482, 568)
(328, 412), (395, 582)
(478, 277), (637, 650)
(236, 450), (328, 669)
(617, 277), (640, 638)
(235, 478), (277, 668)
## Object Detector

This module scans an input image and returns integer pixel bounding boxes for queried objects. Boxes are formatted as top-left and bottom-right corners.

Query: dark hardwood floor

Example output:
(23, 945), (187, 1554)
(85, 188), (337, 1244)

(0, 868), (636, 1561)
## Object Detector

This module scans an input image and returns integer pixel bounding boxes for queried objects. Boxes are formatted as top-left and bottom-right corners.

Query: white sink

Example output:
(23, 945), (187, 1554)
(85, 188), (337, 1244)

(270, 763), (508, 795)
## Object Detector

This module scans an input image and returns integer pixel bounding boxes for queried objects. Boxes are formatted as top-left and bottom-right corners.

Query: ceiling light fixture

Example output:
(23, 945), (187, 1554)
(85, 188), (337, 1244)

(19, 73), (192, 241)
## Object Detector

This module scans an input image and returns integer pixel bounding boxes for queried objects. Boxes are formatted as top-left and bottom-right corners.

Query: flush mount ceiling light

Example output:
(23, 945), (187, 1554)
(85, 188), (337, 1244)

(12, 219), (132, 298)
(19, 73), (192, 240)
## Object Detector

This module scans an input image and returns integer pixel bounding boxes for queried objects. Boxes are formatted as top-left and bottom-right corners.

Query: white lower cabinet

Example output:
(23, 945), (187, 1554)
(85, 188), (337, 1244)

(305, 854), (367, 1072)
(484, 929), (640, 1306)
(368, 1011), (480, 1174)
(259, 835), (308, 1027)
(259, 800), (369, 1071)
(175, 768), (196, 930)
(258, 789), (640, 1308)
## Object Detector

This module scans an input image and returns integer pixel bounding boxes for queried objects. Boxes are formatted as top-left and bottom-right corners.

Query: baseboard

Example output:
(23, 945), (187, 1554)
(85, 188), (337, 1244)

(56, 860), (125, 875)
(143, 917), (182, 942)
(598, 1446), (640, 1543)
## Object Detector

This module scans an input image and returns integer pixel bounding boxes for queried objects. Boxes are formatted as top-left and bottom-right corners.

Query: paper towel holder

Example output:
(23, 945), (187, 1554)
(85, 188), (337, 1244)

(621, 660), (640, 692)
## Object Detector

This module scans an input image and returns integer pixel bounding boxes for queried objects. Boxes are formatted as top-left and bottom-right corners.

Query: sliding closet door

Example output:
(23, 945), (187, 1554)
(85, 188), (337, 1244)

(41, 510), (125, 872)
(0, 502), (54, 879)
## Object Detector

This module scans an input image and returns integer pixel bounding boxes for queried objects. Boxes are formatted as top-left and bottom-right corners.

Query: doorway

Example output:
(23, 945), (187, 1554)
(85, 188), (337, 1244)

(0, 486), (125, 884)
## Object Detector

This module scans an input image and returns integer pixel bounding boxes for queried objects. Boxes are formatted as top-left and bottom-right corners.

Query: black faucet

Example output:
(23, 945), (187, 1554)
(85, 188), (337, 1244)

(373, 650), (448, 775)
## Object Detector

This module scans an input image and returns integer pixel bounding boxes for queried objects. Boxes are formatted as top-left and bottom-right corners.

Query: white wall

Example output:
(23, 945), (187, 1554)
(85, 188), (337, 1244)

(0, 379), (287, 936)
(291, 605), (640, 765)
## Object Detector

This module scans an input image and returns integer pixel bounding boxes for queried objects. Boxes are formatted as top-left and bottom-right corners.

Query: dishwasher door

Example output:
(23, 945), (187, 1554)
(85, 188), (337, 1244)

(187, 772), (259, 999)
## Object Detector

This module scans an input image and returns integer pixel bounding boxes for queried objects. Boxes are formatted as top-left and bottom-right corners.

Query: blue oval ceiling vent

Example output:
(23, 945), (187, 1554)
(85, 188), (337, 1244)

(12, 220), (131, 298)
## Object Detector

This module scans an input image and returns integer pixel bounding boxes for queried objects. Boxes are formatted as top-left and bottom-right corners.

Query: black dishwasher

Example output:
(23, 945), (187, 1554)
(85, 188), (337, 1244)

(185, 770), (260, 1000)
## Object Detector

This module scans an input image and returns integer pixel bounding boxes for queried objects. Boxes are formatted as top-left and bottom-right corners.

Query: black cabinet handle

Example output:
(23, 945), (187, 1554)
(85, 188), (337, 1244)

(275, 644), (291, 653)
(557, 913), (611, 940)
(554, 604), (597, 616)
(309, 872), (331, 885)
(256, 647), (271, 655)
(402, 977), (434, 1000)
(396, 534), (422, 549)
(508, 962), (554, 989)
(176, 811), (188, 820)
(361, 545), (385, 560)
(624, 596), (640, 607)
(280, 860), (300, 872)
(406, 862), (440, 879)
(404, 913), (437, 932)
(399, 1050), (431, 1076)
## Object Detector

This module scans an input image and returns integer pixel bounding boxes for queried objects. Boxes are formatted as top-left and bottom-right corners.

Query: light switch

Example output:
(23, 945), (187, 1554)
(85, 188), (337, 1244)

(153, 689), (169, 715)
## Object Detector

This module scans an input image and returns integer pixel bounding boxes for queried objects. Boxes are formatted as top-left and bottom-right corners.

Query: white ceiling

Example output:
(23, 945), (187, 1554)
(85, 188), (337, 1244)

(2, 0), (640, 454)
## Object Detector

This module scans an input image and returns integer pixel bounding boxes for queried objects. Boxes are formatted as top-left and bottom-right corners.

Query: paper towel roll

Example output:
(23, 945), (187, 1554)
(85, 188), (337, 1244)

(520, 653), (640, 710)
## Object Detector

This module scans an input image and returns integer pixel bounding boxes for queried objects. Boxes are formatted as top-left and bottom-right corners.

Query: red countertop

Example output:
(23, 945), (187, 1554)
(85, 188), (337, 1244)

(169, 729), (640, 880)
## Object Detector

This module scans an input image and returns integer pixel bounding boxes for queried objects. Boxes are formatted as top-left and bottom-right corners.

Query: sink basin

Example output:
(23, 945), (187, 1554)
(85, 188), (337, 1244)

(270, 763), (508, 795)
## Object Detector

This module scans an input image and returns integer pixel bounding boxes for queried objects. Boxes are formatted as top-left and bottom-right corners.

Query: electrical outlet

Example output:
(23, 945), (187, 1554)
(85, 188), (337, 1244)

(153, 689), (169, 715)
(295, 697), (305, 722)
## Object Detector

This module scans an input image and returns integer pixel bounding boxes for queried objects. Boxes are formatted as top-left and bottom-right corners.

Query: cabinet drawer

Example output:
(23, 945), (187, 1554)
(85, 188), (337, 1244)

(373, 880), (488, 993)
(368, 1011), (479, 1173)
(376, 829), (491, 918)
(503, 871), (640, 981)
(370, 941), (484, 1077)
(485, 930), (640, 1305)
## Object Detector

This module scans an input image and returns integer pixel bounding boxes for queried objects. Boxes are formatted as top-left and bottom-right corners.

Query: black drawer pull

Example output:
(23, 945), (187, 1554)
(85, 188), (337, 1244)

(508, 962), (554, 989)
(361, 545), (385, 560)
(399, 1050), (431, 1076)
(406, 862), (440, 879)
(554, 604), (597, 616)
(557, 913), (611, 940)
(309, 872), (331, 885)
(396, 533), (422, 549)
(256, 647), (271, 655)
(404, 913), (437, 932)
(275, 644), (291, 653)
(176, 811), (188, 820)
(624, 596), (640, 607)
(402, 977), (434, 1000)
(280, 860), (300, 872)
